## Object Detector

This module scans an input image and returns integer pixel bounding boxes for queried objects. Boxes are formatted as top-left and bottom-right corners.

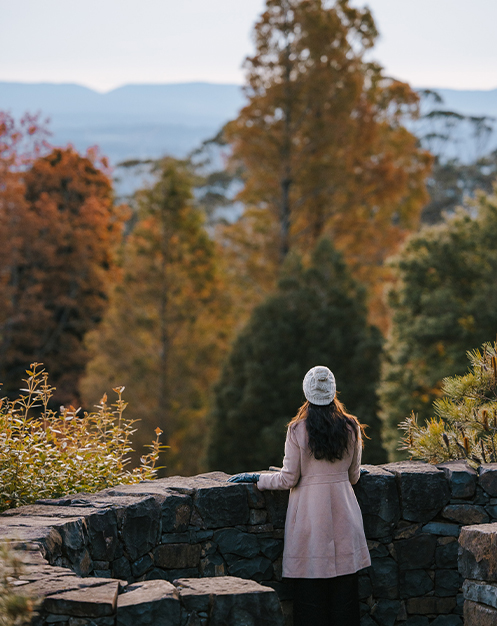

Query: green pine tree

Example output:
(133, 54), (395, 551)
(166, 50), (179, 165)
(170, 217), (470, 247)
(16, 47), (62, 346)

(379, 188), (497, 460)
(206, 239), (385, 472)
(399, 340), (497, 467)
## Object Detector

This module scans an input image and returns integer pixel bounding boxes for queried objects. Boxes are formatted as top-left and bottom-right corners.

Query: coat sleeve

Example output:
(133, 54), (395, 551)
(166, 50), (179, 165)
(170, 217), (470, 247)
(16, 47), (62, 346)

(257, 426), (301, 491)
(348, 428), (362, 485)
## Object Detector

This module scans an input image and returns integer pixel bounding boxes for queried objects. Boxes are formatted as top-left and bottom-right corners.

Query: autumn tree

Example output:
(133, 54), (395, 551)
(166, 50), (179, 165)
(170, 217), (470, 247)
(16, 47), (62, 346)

(207, 238), (385, 472)
(81, 158), (230, 475)
(378, 189), (497, 460)
(223, 0), (432, 328)
(0, 114), (122, 404)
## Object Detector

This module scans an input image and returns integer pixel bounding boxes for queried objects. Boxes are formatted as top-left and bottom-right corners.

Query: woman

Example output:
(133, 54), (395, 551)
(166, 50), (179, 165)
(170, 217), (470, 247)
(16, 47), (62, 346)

(228, 365), (370, 626)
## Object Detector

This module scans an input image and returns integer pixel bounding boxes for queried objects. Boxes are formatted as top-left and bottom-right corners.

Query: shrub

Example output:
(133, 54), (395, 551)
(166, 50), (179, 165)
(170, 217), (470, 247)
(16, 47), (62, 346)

(0, 542), (37, 626)
(399, 340), (497, 466)
(0, 364), (166, 512)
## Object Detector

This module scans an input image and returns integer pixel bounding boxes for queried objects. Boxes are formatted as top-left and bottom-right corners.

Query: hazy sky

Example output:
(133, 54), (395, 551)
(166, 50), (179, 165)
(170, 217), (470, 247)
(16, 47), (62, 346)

(1, 0), (496, 92)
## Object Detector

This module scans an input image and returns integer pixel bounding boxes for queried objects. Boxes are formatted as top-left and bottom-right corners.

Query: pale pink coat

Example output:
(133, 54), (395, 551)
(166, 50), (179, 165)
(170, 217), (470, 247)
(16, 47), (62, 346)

(257, 419), (371, 578)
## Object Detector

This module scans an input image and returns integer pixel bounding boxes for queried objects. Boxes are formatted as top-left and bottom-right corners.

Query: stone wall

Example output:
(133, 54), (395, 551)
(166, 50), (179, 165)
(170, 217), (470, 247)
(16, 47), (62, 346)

(458, 521), (497, 625)
(2, 461), (497, 625)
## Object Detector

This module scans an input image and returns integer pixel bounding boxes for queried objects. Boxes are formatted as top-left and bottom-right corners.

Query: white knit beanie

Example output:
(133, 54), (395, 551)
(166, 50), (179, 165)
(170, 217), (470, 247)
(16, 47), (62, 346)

(303, 366), (336, 405)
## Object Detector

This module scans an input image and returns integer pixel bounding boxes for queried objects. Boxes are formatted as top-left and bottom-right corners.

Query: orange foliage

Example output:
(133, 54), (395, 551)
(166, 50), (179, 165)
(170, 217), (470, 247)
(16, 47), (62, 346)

(224, 0), (433, 330)
(0, 125), (126, 404)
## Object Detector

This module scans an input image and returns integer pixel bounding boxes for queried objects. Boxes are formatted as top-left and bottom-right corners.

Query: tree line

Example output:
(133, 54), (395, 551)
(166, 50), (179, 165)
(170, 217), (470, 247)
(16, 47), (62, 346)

(2, 0), (497, 473)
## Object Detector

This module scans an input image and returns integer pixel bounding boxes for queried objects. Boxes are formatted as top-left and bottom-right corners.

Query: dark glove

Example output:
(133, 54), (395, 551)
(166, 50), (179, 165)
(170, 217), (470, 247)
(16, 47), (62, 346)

(227, 473), (260, 483)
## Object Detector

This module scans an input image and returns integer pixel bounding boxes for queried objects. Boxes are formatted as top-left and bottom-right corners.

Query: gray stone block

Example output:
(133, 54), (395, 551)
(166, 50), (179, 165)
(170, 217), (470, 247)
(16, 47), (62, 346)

(120, 497), (161, 562)
(383, 462), (450, 523)
(371, 599), (400, 626)
(479, 464), (497, 496)
(437, 461), (477, 498)
(258, 537), (283, 561)
(353, 465), (400, 539)
(161, 494), (192, 533)
(112, 556), (131, 580)
(463, 579), (497, 609)
(464, 599), (497, 626)
(404, 618), (429, 626)
(370, 557), (399, 599)
(117, 580), (180, 626)
(175, 576), (284, 626)
(434, 569), (462, 597)
(421, 522), (459, 537)
(43, 581), (119, 617)
(395, 533), (437, 570)
(459, 522), (497, 581)
(131, 554), (153, 578)
(262, 490), (289, 529)
(193, 484), (250, 529)
(399, 569), (433, 598)
(436, 540), (459, 569)
(442, 504), (489, 525)
(199, 553), (226, 577)
(154, 544), (201, 570)
(228, 556), (273, 581)
(213, 528), (260, 559)
(430, 616), (463, 626)
(87, 510), (119, 562)
(406, 596), (456, 614)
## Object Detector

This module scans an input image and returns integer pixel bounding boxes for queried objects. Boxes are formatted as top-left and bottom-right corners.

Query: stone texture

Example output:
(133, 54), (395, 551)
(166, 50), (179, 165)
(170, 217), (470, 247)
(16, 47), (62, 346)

(228, 556), (273, 582)
(43, 581), (119, 617)
(437, 461), (477, 499)
(371, 599), (400, 626)
(262, 490), (289, 529)
(421, 522), (459, 537)
(353, 465), (400, 539)
(117, 580), (180, 626)
(395, 533), (437, 570)
(459, 522), (497, 581)
(120, 497), (161, 562)
(199, 553), (226, 577)
(258, 537), (283, 561)
(464, 599), (497, 626)
(436, 540), (459, 569)
(399, 569), (433, 598)
(463, 579), (497, 609)
(153, 544), (201, 569)
(442, 504), (489, 525)
(175, 576), (284, 626)
(479, 464), (497, 497)
(404, 618), (429, 626)
(161, 494), (192, 533)
(384, 461), (450, 523)
(406, 596), (456, 614)
(193, 484), (250, 529)
(369, 557), (399, 599)
(87, 510), (119, 562)
(430, 616), (463, 626)
(213, 528), (260, 559)
(435, 569), (462, 597)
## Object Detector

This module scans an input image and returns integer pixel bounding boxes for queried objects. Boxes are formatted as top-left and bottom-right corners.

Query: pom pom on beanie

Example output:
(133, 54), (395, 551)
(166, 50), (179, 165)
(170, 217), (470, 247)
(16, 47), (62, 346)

(303, 366), (336, 405)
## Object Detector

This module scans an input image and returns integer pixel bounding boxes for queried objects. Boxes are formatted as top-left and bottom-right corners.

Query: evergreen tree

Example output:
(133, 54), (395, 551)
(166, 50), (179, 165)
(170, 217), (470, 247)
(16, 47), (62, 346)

(207, 239), (385, 472)
(81, 158), (230, 475)
(399, 340), (497, 467)
(379, 189), (497, 460)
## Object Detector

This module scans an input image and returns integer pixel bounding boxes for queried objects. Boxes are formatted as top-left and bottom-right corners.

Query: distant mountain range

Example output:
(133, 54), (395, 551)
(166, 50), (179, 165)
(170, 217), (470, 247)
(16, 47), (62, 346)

(1, 81), (497, 192)
(0, 82), (246, 164)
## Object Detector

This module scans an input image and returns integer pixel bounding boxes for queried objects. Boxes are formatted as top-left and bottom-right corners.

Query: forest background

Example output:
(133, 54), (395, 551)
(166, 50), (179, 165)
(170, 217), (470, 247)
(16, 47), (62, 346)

(2, 0), (497, 476)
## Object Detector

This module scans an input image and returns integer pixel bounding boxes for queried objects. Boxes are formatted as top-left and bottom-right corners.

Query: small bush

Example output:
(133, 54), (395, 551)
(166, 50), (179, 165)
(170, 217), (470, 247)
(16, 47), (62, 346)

(399, 340), (497, 466)
(0, 364), (166, 512)
(0, 542), (37, 626)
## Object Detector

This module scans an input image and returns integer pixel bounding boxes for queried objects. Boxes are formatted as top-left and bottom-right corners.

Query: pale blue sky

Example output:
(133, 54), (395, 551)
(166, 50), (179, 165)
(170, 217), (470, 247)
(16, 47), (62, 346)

(1, 0), (496, 92)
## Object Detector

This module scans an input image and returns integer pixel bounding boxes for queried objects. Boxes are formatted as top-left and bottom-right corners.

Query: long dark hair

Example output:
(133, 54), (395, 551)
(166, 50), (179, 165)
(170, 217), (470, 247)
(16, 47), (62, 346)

(288, 398), (365, 462)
